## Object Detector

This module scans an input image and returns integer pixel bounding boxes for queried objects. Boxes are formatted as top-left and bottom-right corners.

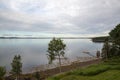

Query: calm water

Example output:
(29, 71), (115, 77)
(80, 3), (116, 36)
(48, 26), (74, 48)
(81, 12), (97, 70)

(0, 39), (103, 72)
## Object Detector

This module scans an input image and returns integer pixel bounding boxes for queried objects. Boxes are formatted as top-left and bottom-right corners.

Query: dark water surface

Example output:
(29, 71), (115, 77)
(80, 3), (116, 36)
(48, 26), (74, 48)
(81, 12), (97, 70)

(0, 39), (103, 72)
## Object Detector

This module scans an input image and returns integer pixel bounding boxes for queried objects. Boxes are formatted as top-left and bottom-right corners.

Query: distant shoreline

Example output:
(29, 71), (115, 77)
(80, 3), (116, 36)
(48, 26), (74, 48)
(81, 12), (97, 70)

(0, 37), (92, 39)
(0, 36), (110, 43)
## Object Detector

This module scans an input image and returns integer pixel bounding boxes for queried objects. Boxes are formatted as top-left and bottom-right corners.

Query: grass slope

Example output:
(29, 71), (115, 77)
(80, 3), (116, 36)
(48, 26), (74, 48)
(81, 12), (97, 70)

(46, 57), (120, 80)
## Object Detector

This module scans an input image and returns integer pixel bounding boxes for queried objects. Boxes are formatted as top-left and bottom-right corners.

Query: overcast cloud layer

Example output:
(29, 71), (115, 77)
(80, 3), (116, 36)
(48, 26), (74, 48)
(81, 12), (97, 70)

(0, 0), (120, 37)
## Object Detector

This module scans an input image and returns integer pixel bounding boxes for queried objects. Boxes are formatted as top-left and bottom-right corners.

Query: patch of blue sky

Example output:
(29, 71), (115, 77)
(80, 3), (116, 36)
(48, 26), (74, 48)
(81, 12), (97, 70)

(0, 3), (7, 9)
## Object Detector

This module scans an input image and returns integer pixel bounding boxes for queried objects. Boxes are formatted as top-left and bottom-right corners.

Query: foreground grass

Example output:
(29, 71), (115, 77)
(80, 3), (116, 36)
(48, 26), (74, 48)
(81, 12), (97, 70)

(60, 70), (120, 80)
(46, 57), (120, 80)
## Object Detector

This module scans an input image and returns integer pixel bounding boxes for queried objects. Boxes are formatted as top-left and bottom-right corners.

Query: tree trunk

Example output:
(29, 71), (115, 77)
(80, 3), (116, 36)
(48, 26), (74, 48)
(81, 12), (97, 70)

(106, 52), (108, 60)
(16, 75), (19, 80)
(106, 43), (109, 60)
(58, 54), (62, 73)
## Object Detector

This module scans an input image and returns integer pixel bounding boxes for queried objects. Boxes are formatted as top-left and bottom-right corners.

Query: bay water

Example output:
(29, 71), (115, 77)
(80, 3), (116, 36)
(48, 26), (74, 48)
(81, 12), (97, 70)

(0, 39), (103, 72)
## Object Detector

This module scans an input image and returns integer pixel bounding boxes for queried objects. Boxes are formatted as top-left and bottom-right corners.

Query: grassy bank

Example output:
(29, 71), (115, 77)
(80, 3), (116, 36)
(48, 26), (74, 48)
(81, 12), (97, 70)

(46, 57), (120, 80)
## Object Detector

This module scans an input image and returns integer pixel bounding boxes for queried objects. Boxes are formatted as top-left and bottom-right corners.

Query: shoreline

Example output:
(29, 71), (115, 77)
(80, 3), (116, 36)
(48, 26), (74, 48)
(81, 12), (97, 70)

(6, 58), (101, 80)
(25, 58), (101, 80)
(29, 57), (99, 73)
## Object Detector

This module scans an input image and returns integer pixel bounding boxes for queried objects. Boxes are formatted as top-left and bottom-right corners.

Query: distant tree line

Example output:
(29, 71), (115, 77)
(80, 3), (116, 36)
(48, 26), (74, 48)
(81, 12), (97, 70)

(92, 36), (110, 42)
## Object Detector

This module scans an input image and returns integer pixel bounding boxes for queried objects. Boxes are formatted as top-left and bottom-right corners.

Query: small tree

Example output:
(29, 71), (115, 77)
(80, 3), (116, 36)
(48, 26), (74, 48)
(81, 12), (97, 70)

(47, 38), (66, 73)
(101, 38), (110, 60)
(0, 66), (6, 80)
(11, 55), (22, 80)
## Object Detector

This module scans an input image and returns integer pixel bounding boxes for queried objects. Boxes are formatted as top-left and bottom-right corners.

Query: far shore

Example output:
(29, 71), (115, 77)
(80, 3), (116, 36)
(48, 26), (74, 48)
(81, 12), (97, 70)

(0, 36), (109, 43)
(0, 36), (92, 39)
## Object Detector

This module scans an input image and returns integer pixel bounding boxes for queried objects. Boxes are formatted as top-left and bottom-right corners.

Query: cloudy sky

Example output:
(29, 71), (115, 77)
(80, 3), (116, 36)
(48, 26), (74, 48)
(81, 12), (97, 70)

(0, 0), (120, 37)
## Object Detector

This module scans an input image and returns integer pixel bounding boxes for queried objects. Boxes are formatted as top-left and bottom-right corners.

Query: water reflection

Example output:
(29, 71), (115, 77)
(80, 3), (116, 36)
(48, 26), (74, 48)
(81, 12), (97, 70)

(0, 39), (103, 72)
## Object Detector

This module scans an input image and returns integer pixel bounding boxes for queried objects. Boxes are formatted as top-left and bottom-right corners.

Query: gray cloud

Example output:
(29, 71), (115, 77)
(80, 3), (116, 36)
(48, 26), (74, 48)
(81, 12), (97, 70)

(0, 0), (120, 36)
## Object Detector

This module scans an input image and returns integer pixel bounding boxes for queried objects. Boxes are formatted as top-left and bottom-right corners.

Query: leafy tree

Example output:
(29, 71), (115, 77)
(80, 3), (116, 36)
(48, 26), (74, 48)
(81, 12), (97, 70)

(109, 24), (120, 56)
(47, 38), (66, 72)
(11, 55), (22, 80)
(109, 24), (120, 48)
(0, 66), (6, 80)
(109, 43), (119, 56)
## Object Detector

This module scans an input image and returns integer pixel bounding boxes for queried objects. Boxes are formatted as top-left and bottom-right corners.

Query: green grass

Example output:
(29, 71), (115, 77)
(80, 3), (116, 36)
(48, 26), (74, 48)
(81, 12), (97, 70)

(46, 57), (120, 80)
(60, 70), (120, 80)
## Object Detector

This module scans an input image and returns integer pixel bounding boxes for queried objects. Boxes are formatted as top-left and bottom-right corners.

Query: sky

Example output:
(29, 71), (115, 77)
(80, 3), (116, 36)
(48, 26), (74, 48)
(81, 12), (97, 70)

(0, 0), (120, 37)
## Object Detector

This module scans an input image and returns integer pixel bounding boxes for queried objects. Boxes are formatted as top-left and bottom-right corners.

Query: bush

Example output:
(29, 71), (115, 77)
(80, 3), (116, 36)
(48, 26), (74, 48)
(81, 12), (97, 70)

(0, 66), (6, 80)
